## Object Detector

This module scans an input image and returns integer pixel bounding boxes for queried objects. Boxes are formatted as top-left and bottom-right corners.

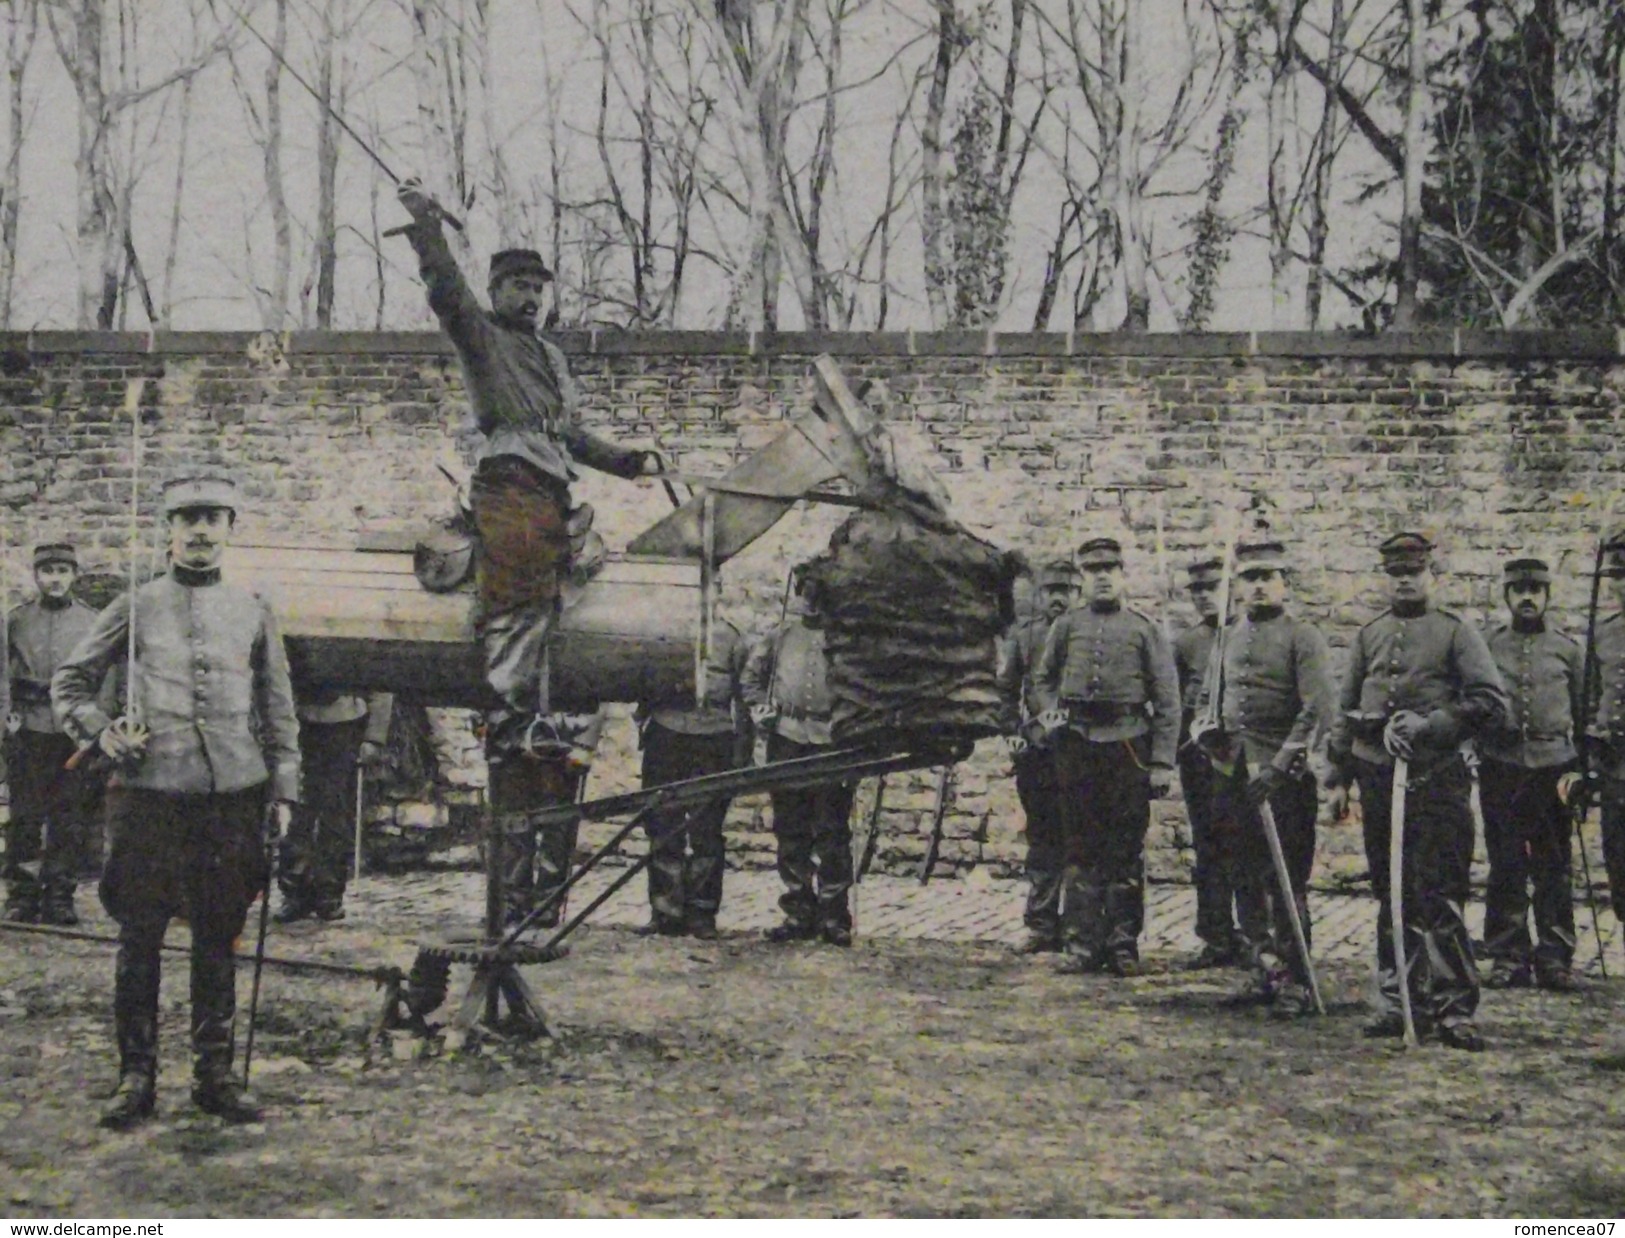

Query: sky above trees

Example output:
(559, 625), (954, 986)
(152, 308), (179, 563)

(2, 0), (1620, 334)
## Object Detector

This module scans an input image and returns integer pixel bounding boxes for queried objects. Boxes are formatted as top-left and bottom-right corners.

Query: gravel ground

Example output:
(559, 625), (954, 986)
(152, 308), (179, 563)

(2, 872), (1623, 1219)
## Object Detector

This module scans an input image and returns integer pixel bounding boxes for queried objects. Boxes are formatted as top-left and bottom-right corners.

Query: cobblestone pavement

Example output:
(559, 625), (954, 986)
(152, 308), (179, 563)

(187, 859), (1622, 977)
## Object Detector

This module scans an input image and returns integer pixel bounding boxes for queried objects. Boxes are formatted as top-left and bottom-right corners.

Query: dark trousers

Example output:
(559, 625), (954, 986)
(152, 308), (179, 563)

(768, 734), (856, 931)
(1053, 731), (1151, 961)
(1015, 746), (1065, 939)
(1355, 755), (1480, 1026)
(490, 757), (581, 927)
(470, 459), (570, 757)
(1179, 738), (1241, 952)
(640, 723), (739, 929)
(3, 730), (94, 913)
(1603, 776), (1625, 923)
(1479, 758), (1575, 968)
(100, 785), (265, 1085)
(278, 716), (365, 911)
(1214, 756), (1317, 985)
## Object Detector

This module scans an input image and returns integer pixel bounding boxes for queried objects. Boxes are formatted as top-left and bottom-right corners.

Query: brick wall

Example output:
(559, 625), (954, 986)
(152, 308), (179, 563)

(3, 329), (1623, 884)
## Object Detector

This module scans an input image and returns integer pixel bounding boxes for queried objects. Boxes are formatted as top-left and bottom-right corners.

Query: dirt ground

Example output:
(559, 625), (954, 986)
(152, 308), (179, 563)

(2, 898), (1624, 1219)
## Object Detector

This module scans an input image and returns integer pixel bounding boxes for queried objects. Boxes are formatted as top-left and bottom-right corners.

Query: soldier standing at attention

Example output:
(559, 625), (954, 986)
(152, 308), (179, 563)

(634, 616), (751, 940)
(1173, 554), (1245, 970)
(53, 472), (301, 1128)
(1586, 527), (1625, 949)
(743, 580), (857, 947)
(997, 557), (1079, 954)
(1324, 532), (1508, 1050)
(1037, 536), (1179, 977)
(276, 689), (394, 924)
(1475, 555), (1585, 992)
(4, 543), (103, 925)
(1206, 534), (1335, 1016)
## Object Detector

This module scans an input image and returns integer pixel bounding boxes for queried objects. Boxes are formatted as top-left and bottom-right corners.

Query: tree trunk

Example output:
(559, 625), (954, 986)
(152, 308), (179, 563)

(919, 0), (955, 327)
(313, 0), (342, 329)
(1391, 0), (1428, 330)
(260, 0), (291, 329)
(1305, 0), (1343, 329)
(158, 70), (193, 327)
(1, 0), (40, 327)
(1267, 0), (1303, 328)
(1111, 0), (1150, 333)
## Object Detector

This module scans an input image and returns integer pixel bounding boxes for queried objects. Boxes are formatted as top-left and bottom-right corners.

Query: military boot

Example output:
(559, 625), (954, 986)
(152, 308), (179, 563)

(99, 1008), (158, 1131)
(3, 878), (40, 924)
(190, 947), (263, 1124)
(40, 880), (79, 927)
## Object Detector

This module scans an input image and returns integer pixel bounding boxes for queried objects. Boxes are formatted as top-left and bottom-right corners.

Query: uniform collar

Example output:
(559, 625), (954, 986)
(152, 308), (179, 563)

(172, 563), (222, 588)
(1511, 614), (1546, 634)
(38, 593), (73, 611)
(1089, 599), (1122, 615)
(1391, 599), (1427, 619)
(1246, 604), (1284, 623)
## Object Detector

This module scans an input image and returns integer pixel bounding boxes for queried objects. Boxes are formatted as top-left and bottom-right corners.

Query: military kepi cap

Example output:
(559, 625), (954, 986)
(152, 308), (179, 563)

(1185, 556), (1223, 585)
(32, 542), (76, 569)
(1076, 536), (1124, 568)
(1503, 556), (1551, 586)
(1037, 558), (1079, 590)
(1235, 537), (1289, 573)
(1378, 530), (1433, 569)
(162, 471), (238, 516)
(489, 248), (553, 284)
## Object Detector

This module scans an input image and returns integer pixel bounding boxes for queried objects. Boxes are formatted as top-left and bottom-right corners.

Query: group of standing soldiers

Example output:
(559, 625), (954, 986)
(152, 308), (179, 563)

(1001, 521), (1625, 1050)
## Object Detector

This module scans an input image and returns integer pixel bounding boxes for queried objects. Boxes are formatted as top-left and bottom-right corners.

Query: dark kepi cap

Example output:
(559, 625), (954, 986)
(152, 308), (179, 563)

(32, 542), (76, 569)
(1037, 558), (1079, 590)
(161, 470), (238, 516)
(1503, 556), (1550, 586)
(1185, 555), (1223, 586)
(1235, 537), (1288, 573)
(1378, 530), (1434, 570)
(489, 248), (553, 284)
(1076, 536), (1124, 569)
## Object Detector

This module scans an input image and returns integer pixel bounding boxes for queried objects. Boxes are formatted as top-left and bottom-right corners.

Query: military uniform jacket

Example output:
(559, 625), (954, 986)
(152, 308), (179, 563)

(1327, 605), (1508, 774)
(742, 618), (833, 746)
(1479, 619), (1582, 770)
(51, 567), (301, 801)
(648, 619), (749, 737)
(1588, 611), (1625, 780)
(7, 597), (101, 734)
(1173, 619), (1219, 719)
(995, 612), (1060, 736)
(1035, 603), (1180, 768)
(403, 221), (641, 486)
(1213, 610), (1335, 773)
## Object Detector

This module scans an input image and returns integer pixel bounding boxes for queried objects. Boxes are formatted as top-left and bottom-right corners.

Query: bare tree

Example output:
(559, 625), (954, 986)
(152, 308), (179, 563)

(1302, 0), (1345, 327)
(706, 0), (826, 330)
(1034, 0), (1228, 331)
(1, 0), (41, 326)
(916, 0), (1045, 327)
(403, 0), (474, 270)
(471, 0), (519, 247)
(49, 0), (228, 329)
(1389, 0), (1426, 328)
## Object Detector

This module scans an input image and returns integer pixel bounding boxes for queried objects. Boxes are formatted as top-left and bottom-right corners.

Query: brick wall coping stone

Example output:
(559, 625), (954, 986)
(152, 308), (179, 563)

(3, 328), (1625, 362)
